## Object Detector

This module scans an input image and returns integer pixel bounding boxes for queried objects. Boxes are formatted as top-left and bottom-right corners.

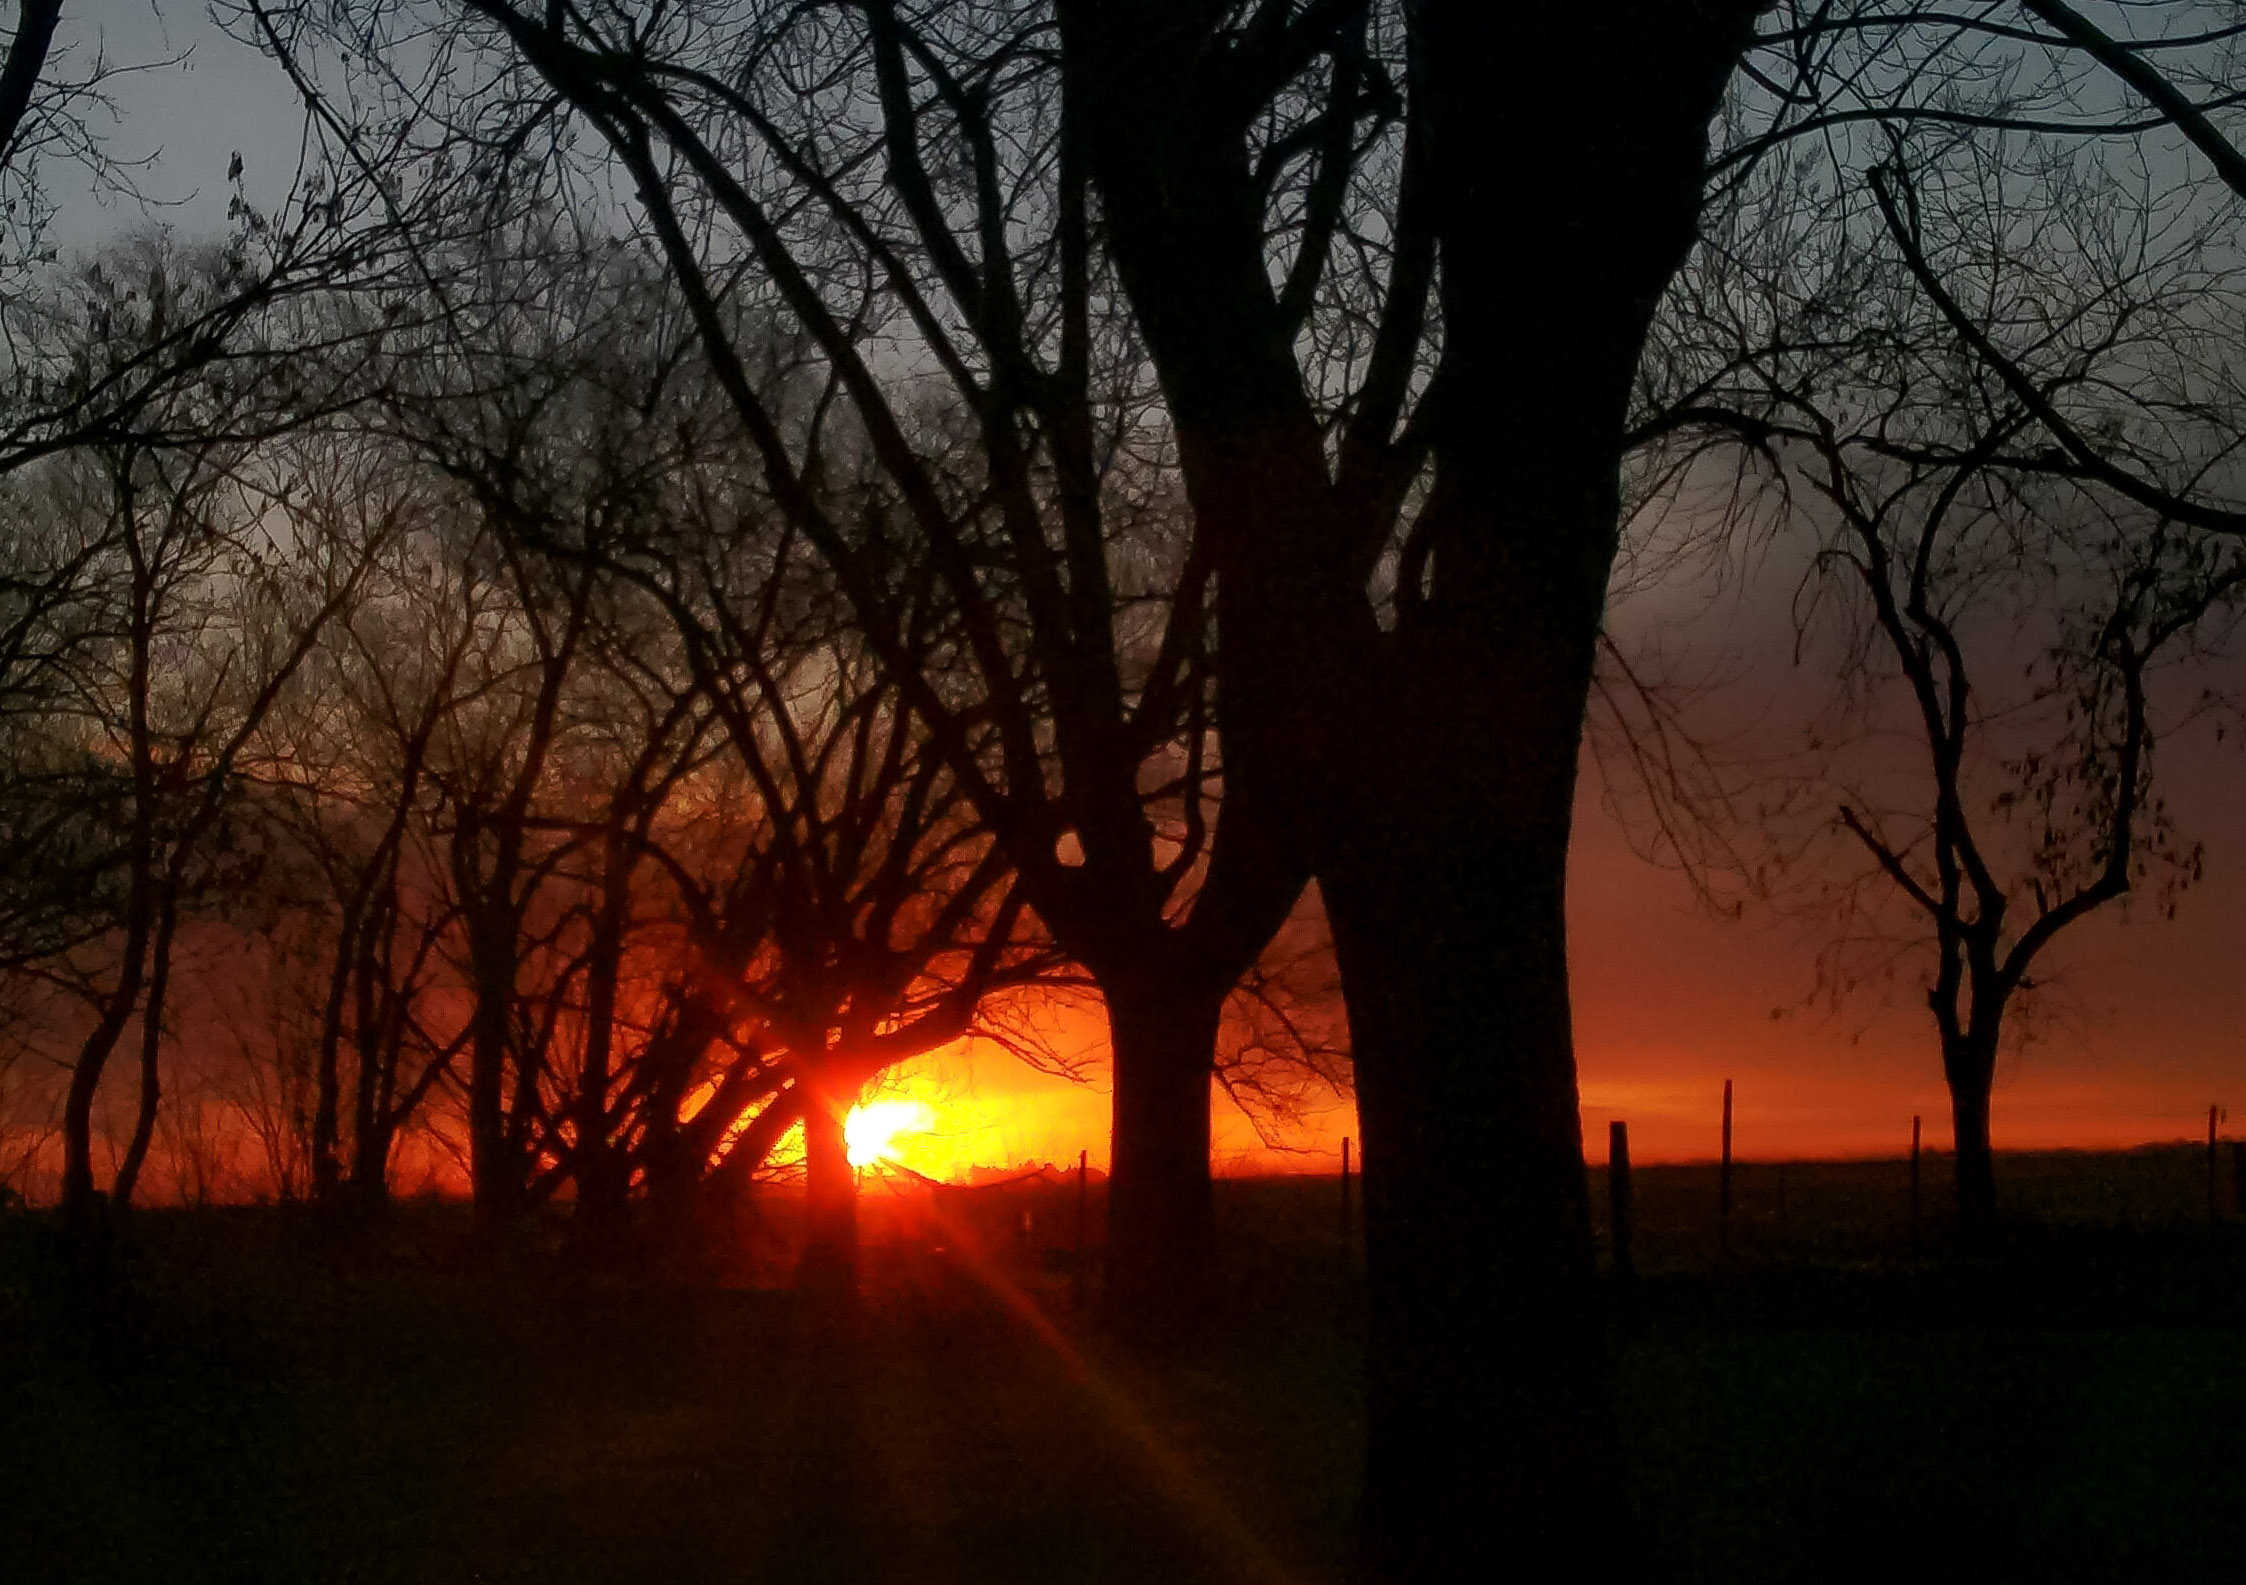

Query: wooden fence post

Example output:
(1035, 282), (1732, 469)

(2210, 1106), (2221, 1225)
(1340, 1135), (1353, 1242)
(1909, 1114), (1922, 1256)
(1609, 1120), (1635, 1290)
(1719, 1078), (1733, 1256)
(1075, 1148), (1089, 1309)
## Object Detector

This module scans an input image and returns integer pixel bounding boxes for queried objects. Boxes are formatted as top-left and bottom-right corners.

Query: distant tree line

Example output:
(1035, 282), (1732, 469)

(0, 219), (1339, 1285)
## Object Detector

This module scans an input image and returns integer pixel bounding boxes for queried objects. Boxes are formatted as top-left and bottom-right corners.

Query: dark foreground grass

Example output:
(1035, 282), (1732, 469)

(4, 1158), (2244, 1584)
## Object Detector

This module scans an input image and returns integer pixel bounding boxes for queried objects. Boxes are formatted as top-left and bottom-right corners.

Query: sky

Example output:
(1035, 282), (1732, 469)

(42, 3), (305, 252)
(1562, 495), (2246, 1164)
(857, 716), (2244, 1178)
(1567, 741), (2246, 1164)
(33, 1), (2246, 1176)
(902, 513), (2246, 1174)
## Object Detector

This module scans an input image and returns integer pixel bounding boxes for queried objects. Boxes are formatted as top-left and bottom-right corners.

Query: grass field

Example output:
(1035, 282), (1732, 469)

(3, 1153), (2243, 1583)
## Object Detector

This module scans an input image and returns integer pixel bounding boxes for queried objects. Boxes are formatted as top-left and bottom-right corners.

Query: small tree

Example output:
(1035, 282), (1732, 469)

(1667, 26), (2246, 1235)
(41, 408), (376, 1217)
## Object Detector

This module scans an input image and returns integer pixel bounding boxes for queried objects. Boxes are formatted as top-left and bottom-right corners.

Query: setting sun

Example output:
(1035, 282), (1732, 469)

(845, 1099), (937, 1169)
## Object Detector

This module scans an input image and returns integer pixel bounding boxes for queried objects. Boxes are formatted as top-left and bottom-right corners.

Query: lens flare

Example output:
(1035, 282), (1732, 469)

(845, 1098), (936, 1168)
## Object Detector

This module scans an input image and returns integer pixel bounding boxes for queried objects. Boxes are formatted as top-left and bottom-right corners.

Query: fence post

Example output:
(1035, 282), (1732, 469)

(2210, 1106), (2221, 1225)
(1075, 1148), (1089, 1309)
(1609, 1120), (1635, 1292)
(1719, 1078), (1733, 1256)
(1909, 1114), (1922, 1257)
(1340, 1135), (1353, 1242)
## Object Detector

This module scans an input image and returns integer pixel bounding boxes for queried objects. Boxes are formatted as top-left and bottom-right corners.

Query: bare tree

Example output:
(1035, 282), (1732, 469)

(1709, 387), (2239, 1235)
(1056, 8), (1758, 1568)
(653, 596), (1050, 1293)
(36, 405), (378, 1218)
(255, 0), (1310, 1333)
(0, 240), (400, 1223)
(1656, 5), (2246, 1237)
(249, 453), (482, 1210)
(380, 231), (1059, 1280)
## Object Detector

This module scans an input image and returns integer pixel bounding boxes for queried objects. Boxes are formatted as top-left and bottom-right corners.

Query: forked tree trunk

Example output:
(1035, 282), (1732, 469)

(1102, 972), (1226, 1340)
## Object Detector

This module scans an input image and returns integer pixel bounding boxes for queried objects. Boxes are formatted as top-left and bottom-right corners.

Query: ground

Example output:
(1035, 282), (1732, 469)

(2, 1152), (2242, 1583)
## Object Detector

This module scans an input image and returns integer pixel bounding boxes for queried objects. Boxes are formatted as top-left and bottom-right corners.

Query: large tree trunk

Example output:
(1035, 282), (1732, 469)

(1945, 1037), (1999, 1240)
(455, 785), (548, 1238)
(348, 1105), (394, 1206)
(1096, 969), (1221, 1338)
(572, 828), (633, 1238)
(1329, 20), (1749, 1569)
(468, 993), (515, 1230)
(1342, 14), (1754, 1576)
(60, 996), (135, 1221)
(346, 1013), (403, 1213)
(464, 907), (520, 1234)
(111, 885), (181, 1207)
(0, 1), (64, 173)
(346, 985), (393, 1211)
(60, 873), (154, 1225)
(797, 1088), (859, 1298)
(313, 887), (383, 1207)
(346, 918), (389, 1209)
(311, 906), (362, 1206)
(1065, 3), (1756, 1565)
(1102, 970), (1225, 1341)
(1323, 704), (1617, 1579)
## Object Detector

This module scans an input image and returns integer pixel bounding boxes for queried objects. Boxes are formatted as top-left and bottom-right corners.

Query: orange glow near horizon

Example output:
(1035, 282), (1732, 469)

(791, 1000), (2239, 1185)
(830, 1019), (1361, 1184)
(845, 1099), (937, 1168)
(842, 1043), (1114, 1180)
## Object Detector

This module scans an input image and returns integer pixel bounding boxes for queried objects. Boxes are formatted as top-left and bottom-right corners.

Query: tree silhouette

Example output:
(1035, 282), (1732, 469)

(1669, 3), (2246, 1237)
(244, 0), (1762, 1562)
(265, 516), (482, 1210)
(377, 233), (1062, 1274)
(60, 0), (2237, 1576)
(332, 0), (1310, 1333)
(25, 390), (379, 1219)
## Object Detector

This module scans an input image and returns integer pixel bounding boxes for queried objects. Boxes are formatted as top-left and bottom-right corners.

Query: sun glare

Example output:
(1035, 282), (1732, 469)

(845, 1098), (937, 1169)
